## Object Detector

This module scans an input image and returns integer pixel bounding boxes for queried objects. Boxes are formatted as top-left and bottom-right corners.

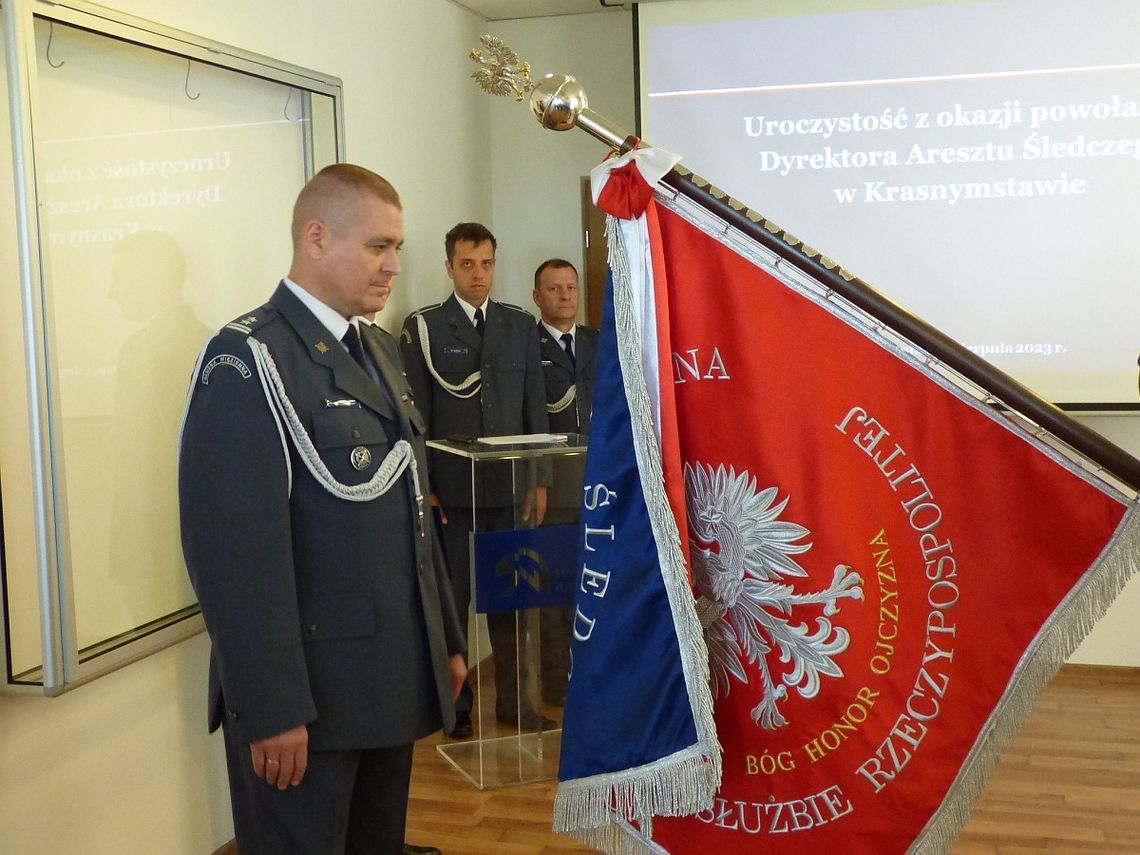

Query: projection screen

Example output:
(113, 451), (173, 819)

(638, 0), (1140, 409)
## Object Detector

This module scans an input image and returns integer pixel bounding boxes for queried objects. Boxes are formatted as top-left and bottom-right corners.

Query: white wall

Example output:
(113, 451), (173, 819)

(0, 1), (493, 853)
(0, 636), (229, 853)
(1068, 414), (1140, 666)
(487, 11), (635, 312)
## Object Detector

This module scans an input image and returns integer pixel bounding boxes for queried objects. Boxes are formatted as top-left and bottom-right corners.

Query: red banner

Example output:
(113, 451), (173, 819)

(555, 147), (1137, 854)
(644, 202), (1134, 852)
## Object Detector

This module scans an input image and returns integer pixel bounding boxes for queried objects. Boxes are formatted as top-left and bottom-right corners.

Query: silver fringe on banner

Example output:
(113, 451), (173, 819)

(911, 507), (1140, 854)
(552, 213), (723, 855)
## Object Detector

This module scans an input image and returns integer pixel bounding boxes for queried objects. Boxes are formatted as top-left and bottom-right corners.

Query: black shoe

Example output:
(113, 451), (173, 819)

(496, 709), (558, 731)
(403, 846), (441, 855)
(449, 710), (473, 739)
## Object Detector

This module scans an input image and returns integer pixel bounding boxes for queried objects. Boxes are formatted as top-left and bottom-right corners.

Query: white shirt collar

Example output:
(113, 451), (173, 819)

(542, 320), (575, 344)
(455, 293), (489, 326)
(282, 277), (353, 342)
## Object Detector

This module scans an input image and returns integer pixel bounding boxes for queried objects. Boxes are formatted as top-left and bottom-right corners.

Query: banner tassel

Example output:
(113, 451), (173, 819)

(911, 505), (1140, 853)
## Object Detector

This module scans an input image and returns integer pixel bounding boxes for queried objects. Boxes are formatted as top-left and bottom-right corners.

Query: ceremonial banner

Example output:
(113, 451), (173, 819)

(554, 147), (1139, 854)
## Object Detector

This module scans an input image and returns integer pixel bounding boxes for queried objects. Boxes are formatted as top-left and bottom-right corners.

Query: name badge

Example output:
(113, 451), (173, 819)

(443, 345), (469, 356)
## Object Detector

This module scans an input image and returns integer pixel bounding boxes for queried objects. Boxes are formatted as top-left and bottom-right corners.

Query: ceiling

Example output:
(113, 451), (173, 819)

(452, 0), (626, 20)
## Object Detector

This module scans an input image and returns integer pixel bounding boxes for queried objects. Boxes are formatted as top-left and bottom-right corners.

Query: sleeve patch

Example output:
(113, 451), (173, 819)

(202, 353), (252, 384)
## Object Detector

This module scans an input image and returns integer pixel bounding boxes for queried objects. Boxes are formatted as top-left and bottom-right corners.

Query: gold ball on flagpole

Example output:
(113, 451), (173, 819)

(530, 73), (587, 131)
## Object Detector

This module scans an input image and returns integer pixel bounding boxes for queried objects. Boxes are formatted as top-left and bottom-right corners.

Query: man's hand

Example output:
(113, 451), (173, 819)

(250, 724), (309, 790)
(448, 653), (468, 701)
(522, 485), (548, 526)
(430, 492), (447, 525)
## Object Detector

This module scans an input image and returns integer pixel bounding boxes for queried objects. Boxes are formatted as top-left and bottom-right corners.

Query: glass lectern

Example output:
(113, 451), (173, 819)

(428, 434), (586, 789)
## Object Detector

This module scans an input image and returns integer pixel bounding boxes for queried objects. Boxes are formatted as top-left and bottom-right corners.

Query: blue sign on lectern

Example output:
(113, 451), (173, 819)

(472, 524), (578, 614)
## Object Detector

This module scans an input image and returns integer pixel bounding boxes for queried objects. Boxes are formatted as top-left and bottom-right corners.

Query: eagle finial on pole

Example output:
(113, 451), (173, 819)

(469, 35), (638, 153)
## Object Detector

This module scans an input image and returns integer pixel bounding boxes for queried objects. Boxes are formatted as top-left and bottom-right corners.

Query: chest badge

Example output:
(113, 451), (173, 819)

(350, 446), (372, 471)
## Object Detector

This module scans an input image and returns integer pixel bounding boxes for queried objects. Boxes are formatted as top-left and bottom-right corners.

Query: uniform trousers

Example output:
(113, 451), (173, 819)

(222, 717), (413, 855)
(439, 505), (533, 721)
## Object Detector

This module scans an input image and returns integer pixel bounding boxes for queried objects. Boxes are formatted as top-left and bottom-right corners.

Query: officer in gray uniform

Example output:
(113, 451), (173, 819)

(531, 258), (598, 705)
(400, 223), (551, 738)
(533, 258), (598, 437)
(179, 164), (463, 855)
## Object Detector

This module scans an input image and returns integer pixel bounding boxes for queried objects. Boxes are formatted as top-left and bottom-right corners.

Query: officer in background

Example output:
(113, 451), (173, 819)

(533, 258), (597, 437)
(179, 163), (464, 855)
(532, 258), (598, 705)
(400, 222), (552, 738)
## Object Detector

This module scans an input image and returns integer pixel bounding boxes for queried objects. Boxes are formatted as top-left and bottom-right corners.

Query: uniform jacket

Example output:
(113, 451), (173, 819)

(537, 321), (598, 436)
(400, 294), (550, 506)
(179, 282), (464, 751)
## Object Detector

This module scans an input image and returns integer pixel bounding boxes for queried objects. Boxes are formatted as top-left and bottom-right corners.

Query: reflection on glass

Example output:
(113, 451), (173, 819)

(107, 230), (207, 626)
(26, 17), (315, 659)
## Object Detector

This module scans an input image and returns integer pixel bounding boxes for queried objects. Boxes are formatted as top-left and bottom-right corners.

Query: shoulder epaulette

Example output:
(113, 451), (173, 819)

(497, 300), (531, 315)
(401, 303), (443, 345)
(222, 304), (276, 336)
(405, 302), (444, 321)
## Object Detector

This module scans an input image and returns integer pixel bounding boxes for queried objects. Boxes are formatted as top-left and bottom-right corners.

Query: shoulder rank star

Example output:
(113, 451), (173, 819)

(315, 341), (330, 354)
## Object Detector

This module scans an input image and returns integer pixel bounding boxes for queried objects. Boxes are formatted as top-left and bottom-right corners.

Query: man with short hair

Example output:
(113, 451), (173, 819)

(400, 223), (551, 738)
(532, 258), (598, 437)
(531, 258), (598, 705)
(180, 163), (464, 855)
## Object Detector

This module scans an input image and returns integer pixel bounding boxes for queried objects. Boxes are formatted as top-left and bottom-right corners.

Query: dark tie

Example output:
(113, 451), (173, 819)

(341, 323), (369, 372)
(560, 332), (575, 365)
(474, 306), (485, 337)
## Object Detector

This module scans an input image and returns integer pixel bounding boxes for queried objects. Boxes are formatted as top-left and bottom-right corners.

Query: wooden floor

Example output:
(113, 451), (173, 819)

(404, 664), (1140, 854)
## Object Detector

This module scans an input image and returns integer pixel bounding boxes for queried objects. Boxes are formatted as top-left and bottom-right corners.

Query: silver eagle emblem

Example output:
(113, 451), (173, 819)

(685, 461), (864, 730)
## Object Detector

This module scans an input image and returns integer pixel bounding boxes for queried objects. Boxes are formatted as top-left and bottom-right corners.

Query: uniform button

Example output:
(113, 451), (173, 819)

(229, 710), (240, 720)
(308, 623), (318, 634)
(351, 429), (361, 439)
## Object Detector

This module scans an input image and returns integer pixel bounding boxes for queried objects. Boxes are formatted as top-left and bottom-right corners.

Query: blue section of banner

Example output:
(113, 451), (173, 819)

(558, 273), (699, 783)
(472, 525), (579, 614)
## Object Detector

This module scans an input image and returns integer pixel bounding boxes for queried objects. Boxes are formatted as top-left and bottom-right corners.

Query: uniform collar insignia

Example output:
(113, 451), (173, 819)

(315, 341), (330, 354)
